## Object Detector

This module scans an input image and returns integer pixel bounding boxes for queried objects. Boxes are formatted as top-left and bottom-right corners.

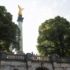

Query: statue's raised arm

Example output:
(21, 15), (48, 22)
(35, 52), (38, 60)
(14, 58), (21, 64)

(18, 5), (24, 16)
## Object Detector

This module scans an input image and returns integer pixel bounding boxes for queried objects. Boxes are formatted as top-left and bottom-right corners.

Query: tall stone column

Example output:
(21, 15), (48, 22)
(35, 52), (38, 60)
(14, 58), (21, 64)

(17, 5), (24, 52)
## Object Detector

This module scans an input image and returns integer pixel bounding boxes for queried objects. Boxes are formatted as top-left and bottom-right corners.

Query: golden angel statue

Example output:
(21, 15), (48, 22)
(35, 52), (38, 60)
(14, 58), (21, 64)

(18, 5), (24, 16)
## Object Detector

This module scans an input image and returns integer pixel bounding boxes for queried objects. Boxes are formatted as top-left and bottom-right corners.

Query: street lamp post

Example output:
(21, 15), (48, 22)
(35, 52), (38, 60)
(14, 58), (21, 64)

(49, 55), (55, 70)
(24, 54), (28, 70)
(44, 46), (55, 70)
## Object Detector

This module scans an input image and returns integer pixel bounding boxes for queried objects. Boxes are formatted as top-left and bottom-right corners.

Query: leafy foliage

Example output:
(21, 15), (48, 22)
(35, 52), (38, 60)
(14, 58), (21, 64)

(0, 6), (20, 52)
(37, 16), (70, 57)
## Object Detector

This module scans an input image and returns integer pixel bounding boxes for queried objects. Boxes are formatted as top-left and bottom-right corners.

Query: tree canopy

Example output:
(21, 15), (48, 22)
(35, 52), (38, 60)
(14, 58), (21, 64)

(0, 6), (20, 52)
(37, 16), (70, 57)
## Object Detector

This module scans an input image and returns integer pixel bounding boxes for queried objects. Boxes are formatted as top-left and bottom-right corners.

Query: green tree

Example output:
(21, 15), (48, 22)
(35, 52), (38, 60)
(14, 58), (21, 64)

(37, 16), (70, 57)
(0, 6), (20, 52)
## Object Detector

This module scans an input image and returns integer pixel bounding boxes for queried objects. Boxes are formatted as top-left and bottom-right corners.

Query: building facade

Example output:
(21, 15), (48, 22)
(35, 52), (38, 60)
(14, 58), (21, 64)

(0, 52), (70, 70)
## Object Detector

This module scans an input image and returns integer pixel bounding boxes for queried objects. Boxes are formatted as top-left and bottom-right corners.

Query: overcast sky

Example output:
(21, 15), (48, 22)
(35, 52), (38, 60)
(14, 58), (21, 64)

(0, 0), (70, 54)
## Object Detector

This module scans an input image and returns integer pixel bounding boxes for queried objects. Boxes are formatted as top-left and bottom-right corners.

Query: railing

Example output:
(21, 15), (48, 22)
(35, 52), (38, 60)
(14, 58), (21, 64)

(6, 54), (25, 60)
(0, 52), (25, 61)
(0, 52), (70, 63)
